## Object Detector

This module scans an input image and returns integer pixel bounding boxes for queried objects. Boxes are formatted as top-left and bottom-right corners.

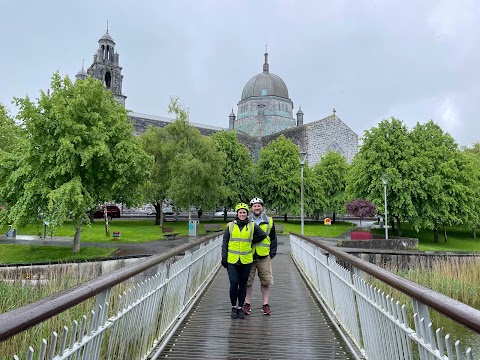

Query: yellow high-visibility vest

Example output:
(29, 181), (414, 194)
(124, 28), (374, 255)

(253, 217), (273, 256)
(227, 221), (254, 264)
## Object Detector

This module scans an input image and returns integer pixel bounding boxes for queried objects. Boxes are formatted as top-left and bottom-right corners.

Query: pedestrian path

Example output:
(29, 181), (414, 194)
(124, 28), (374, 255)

(159, 253), (354, 359)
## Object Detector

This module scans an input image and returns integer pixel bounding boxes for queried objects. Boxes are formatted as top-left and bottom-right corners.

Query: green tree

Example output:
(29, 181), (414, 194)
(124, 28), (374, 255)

(312, 150), (349, 222)
(346, 118), (417, 235)
(211, 130), (254, 221)
(164, 98), (225, 217)
(0, 103), (25, 153)
(256, 135), (322, 221)
(462, 142), (480, 238)
(410, 121), (477, 242)
(0, 73), (152, 252)
(139, 125), (172, 226)
(0, 104), (26, 196)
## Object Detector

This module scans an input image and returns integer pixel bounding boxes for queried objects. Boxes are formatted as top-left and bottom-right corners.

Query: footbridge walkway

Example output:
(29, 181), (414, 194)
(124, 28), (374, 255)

(1, 233), (479, 359)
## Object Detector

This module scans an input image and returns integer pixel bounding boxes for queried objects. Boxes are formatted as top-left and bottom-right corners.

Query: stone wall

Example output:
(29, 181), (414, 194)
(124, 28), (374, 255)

(338, 237), (419, 250)
(305, 115), (358, 165)
(343, 252), (480, 270)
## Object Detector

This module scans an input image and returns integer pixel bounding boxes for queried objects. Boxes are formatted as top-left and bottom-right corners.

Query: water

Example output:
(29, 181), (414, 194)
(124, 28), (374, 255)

(432, 310), (480, 355)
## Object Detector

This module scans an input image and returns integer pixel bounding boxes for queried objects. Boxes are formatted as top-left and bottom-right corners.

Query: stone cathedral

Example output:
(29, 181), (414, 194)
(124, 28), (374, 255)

(77, 31), (358, 165)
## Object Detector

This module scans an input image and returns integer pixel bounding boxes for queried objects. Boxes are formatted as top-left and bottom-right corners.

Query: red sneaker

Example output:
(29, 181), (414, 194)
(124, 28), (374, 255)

(262, 304), (271, 315)
(242, 303), (251, 315)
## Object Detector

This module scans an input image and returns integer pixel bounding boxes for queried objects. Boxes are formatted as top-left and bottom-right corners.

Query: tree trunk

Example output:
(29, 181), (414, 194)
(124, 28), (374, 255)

(443, 225), (448, 242)
(332, 212), (336, 223)
(284, 213), (288, 222)
(396, 217), (402, 236)
(72, 217), (82, 253)
(390, 218), (395, 232)
(154, 202), (161, 226)
(433, 226), (439, 243)
(223, 207), (227, 222)
(473, 228), (477, 239)
(104, 203), (110, 237)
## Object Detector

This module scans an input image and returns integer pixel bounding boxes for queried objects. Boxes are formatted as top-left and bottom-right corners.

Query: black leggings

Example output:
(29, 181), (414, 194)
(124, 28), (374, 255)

(227, 263), (252, 307)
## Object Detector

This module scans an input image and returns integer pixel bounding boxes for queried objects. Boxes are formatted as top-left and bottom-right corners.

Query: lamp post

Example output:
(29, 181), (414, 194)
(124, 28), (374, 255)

(381, 174), (388, 240)
(299, 151), (306, 235)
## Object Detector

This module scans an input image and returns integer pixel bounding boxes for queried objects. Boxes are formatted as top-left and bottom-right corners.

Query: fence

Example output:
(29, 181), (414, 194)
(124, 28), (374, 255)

(0, 234), (222, 360)
(290, 233), (480, 360)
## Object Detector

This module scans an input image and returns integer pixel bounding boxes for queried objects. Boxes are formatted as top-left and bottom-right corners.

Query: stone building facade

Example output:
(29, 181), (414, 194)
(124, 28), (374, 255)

(77, 31), (358, 166)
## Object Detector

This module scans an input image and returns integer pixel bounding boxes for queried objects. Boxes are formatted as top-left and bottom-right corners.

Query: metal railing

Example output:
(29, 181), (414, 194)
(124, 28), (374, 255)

(0, 233), (222, 359)
(290, 233), (480, 360)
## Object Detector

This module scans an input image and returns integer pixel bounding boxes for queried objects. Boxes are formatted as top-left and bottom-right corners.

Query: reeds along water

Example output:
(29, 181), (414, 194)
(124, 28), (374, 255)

(380, 255), (480, 307)
(0, 262), (136, 358)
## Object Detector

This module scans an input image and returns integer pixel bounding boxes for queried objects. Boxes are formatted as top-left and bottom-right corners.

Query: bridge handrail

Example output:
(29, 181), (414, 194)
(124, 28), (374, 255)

(292, 232), (480, 334)
(0, 233), (220, 342)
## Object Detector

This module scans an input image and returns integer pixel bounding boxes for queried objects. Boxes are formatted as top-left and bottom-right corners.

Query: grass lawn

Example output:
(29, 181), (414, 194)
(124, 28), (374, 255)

(1, 219), (351, 242)
(0, 244), (117, 264)
(372, 223), (480, 252)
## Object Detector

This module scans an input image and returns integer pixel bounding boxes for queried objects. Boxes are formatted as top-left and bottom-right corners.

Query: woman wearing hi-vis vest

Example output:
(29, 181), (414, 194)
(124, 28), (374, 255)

(221, 203), (267, 319)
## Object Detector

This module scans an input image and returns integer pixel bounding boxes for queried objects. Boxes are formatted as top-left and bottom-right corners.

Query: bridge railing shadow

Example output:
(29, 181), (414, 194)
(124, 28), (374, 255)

(291, 233), (479, 360)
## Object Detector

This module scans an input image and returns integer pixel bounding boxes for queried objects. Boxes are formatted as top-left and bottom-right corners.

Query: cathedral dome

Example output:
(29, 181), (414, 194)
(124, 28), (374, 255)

(241, 52), (289, 100)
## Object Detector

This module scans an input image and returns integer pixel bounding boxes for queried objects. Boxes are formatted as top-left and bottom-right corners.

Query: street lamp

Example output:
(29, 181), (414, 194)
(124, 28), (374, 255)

(381, 174), (388, 240)
(299, 151), (306, 235)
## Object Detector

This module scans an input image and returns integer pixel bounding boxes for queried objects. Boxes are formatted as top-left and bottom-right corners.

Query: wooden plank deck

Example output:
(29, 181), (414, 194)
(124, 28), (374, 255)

(159, 239), (355, 359)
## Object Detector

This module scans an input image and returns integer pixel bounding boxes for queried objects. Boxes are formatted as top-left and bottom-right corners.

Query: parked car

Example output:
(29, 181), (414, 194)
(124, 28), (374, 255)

(163, 206), (177, 221)
(214, 210), (236, 218)
(93, 205), (121, 219)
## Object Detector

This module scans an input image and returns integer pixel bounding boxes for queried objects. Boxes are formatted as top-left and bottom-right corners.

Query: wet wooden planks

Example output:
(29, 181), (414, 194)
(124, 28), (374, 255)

(159, 253), (354, 359)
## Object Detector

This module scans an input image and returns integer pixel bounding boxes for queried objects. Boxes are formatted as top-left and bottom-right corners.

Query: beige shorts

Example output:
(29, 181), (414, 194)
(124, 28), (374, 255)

(247, 256), (273, 286)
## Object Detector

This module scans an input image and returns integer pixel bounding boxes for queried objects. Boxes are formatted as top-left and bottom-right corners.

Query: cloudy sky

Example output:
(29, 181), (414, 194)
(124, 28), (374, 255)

(1, 0), (479, 147)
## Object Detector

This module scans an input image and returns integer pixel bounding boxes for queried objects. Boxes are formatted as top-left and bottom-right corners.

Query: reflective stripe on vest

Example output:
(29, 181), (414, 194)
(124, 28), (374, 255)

(253, 217), (273, 256)
(227, 221), (254, 264)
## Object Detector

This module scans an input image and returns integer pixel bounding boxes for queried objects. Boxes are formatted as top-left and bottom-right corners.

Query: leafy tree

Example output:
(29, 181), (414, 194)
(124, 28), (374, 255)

(0, 103), (25, 153)
(0, 104), (26, 197)
(256, 135), (323, 221)
(346, 118), (417, 235)
(312, 150), (349, 222)
(345, 199), (377, 229)
(0, 73), (152, 252)
(462, 143), (480, 238)
(139, 125), (172, 226)
(211, 130), (254, 221)
(410, 121), (477, 242)
(164, 98), (225, 217)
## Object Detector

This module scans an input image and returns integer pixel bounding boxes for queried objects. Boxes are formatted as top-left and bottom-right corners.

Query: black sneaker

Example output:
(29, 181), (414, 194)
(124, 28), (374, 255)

(237, 308), (245, 319)
(231, 307), (238, 319)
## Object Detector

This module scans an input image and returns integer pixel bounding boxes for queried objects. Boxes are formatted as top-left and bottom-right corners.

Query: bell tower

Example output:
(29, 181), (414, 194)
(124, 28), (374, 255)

(87, 25), (126, 106)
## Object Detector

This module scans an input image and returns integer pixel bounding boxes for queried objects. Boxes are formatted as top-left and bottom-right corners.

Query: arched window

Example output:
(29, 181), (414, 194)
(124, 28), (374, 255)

(105, 71), (112, 89)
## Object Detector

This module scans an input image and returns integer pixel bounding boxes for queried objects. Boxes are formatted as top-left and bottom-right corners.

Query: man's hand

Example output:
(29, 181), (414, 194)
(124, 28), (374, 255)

(221, 260), (228, 268)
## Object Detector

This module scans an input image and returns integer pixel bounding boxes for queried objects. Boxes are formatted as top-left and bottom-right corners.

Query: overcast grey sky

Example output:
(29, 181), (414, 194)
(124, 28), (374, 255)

(1, 0), (479, 147)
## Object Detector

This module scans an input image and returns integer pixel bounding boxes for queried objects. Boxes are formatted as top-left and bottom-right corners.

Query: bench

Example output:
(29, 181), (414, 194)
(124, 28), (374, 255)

(204, 224), (223, 233)
(162, 226), (180, 240)
(275, 225), (284, 234)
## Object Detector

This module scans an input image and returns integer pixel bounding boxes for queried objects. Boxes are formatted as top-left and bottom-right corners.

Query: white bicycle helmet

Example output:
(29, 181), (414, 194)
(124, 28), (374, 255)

(249, 197), (264, 206)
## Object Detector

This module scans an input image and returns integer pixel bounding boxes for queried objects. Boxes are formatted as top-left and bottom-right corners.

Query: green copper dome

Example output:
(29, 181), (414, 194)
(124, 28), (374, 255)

(241, 52), (289, 100)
